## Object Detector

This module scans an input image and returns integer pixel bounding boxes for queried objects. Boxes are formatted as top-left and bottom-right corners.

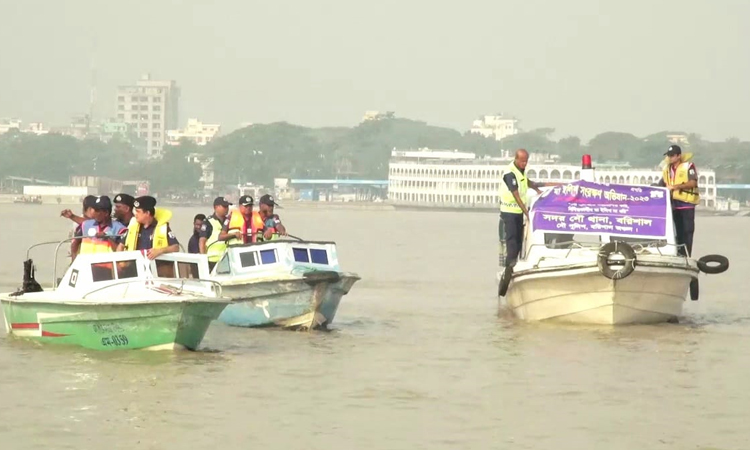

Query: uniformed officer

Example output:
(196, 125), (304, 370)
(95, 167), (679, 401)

(657, 144), (700, 256)
(498, 149), (546, 267)
(256, 194), (288, 241)
(219, 195), (254, 245)
(113, 193), (136, 227)
(117, 195), (179, 259)
(199, 196), (232, 270)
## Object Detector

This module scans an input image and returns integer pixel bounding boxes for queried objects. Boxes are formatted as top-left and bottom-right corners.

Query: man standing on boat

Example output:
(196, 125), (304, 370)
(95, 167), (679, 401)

(117, 196), (180, 259)
(199, 196), (233, 269)
(78, 196), (128, 254)
(61, 195), (97, 261)
(657, 144), (699, 256)
(254, 194), (288, 242)
(113, 193), (136, 228)
(220, 195), (254, 245)
(499, 149), (546, 267)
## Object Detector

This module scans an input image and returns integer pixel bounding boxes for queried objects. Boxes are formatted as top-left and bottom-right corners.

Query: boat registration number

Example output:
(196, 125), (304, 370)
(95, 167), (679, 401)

(101, 335), (129, 347)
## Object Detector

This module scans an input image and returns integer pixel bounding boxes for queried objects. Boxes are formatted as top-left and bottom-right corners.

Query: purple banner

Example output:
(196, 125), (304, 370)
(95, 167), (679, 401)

(531, 181), (668, 237)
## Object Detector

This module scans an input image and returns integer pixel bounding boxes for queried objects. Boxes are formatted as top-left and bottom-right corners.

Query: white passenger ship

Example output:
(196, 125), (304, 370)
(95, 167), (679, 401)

(387, 149), (717, 211)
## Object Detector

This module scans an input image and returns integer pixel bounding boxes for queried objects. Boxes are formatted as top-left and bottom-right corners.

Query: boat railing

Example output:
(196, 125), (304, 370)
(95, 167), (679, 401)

(81, 277), (224, 300)
(24, 236), (86, 287)
(27, 236), (189, 288)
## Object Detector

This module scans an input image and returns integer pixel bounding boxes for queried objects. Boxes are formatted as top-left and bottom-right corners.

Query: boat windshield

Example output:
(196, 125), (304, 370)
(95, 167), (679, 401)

(530, 180), (670, 248)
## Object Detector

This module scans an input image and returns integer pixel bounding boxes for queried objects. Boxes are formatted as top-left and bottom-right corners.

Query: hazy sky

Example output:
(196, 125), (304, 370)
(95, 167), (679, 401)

(1, 0), (748, 142)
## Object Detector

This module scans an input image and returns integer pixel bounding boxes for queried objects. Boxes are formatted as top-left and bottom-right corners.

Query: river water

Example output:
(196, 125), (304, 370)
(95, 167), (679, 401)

(0, 204), (747, 450)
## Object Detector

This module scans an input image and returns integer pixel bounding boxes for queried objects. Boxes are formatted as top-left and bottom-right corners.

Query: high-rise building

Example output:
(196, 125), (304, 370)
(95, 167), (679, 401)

(115, 74), (180, 158)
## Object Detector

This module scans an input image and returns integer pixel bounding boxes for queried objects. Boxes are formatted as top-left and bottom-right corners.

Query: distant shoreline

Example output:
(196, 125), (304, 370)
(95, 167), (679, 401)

(1, 194), (746, 216)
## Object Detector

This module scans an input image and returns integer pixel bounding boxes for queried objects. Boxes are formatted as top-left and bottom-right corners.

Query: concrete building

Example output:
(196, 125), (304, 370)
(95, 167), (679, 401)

(0, 118), (22, 134)
(116, 74), (180, 158)
(361, 111), (395, 123)
(388, 149), (717, 209)
(470, 114), (519, 141)
(167, 119), (220, 146)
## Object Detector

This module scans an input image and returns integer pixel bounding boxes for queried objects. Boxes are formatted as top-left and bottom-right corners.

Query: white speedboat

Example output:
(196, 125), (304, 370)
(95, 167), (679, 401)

(1, 248), (229, 351)
(497, 157), (729, 325)
(207, 239), (360, 330)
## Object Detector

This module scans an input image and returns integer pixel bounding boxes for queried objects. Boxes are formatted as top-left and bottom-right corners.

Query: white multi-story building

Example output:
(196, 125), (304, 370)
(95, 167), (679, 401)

(116, 74), (180, 158)
(167, 119), (220, 146)
(0, 119), (49, 135)
(388, 149), (717, 209)
(0, 118), (22, 134)
(470, 114), (519, 141)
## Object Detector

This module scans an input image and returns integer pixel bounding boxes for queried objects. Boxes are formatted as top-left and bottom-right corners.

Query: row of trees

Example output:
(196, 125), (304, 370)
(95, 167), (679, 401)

(2, 118), (749, 195)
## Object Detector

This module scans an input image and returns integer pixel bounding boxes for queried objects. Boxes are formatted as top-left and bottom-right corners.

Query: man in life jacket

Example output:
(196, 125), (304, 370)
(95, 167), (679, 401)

(116, 195), (180, 259)
(657, 145), (699, 256)
(499, 149), (547, 267)
(78, 196), (127, 255)
(254, 194), (288, 242)
(219, 195), (254, 245)
(199, 196), (232, 270)
(113, 193), (136, 228)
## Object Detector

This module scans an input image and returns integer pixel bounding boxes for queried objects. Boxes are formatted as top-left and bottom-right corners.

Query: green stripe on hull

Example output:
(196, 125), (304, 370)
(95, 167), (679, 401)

(1, 300), (226, 351)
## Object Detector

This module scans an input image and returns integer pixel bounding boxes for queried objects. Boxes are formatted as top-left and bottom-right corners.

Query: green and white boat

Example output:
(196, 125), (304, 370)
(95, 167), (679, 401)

(1, 249), (230, 351)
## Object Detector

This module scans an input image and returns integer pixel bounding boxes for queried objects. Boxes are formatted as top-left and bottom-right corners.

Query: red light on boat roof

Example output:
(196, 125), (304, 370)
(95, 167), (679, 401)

(582, 154), (592, 169)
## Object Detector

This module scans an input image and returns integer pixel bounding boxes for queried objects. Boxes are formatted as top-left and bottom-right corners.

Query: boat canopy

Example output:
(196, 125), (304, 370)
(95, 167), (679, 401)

(529, 180), (674, 244)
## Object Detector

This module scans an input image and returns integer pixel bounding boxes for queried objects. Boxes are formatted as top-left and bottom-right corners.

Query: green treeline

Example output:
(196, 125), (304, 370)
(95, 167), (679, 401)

(1, 118), (748, 194)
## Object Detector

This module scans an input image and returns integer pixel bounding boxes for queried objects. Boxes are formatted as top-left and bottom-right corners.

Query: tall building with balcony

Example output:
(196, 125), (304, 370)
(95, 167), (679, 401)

(115, 74), (180, 158)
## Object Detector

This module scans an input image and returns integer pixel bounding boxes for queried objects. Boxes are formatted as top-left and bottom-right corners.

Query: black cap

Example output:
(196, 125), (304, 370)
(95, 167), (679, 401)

(114, 193), (135, 208)
(238, 195), (253, 206)
(213, 196), (232, 207)
(91, 195), (112, 211)
(83, 195), (97, 209)
(664, 145), (682, 156)
(259, 194), (279, 207)
(133, 195), (157, 210)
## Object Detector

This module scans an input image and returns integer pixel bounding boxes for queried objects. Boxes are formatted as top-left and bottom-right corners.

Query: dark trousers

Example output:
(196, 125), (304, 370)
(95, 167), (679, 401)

(672, 208), (695, 257)
(501, 212), (525, 266)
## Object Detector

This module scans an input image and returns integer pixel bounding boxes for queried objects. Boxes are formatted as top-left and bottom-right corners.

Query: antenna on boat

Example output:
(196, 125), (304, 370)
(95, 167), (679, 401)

(580, 154), (595, 182)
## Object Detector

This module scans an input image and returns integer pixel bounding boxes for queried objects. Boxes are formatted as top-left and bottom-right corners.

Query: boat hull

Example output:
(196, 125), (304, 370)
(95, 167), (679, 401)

(0, 299), (227, 351)
(500, 266), (696, 325)
(217, 273), (360, 329)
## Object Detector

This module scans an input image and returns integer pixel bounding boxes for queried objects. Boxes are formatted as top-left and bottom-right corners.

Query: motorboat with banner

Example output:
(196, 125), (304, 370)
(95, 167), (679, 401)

(497, 155), (729, 325)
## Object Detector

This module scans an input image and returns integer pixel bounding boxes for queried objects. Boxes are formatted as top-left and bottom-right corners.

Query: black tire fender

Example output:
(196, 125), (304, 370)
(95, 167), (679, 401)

(498, 265), (513, 297)
(697, 255), (729, 275)
(690, 278), (699, 301)
(597, 241), (636, 280)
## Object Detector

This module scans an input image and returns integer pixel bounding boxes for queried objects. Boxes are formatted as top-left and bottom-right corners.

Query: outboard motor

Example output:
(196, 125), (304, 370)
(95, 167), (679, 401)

(10, 259), (43, 296)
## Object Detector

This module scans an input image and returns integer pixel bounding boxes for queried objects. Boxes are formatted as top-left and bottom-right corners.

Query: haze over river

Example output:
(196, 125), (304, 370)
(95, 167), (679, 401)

(0, 204), (747, 450)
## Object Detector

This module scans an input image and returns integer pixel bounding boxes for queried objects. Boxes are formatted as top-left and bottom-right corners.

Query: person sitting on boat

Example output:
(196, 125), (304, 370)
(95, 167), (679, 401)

(656, 144), (699, 257)
(79, 196), (128, 254)
(253, 194), (288, 242)
(113, 193), (136, 228)
(188, 214), (206, 254)
(219, 195), (254, 245)
(117, 195), (180, 260)
(200, 196), (233, 270)
(499, 149), (549, 267)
